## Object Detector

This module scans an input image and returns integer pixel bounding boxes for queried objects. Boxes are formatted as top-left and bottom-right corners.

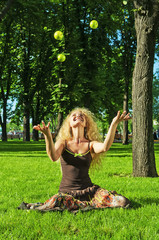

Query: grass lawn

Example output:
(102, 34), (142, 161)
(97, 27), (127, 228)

(0, 140), (159, 240)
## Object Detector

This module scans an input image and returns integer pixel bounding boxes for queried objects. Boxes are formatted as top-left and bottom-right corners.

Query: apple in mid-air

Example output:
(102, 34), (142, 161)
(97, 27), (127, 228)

(57, 54), (66, 62)
(90, 20), (98, 29)
(123, 1), (127, 5)
(54, 31), (63, 40)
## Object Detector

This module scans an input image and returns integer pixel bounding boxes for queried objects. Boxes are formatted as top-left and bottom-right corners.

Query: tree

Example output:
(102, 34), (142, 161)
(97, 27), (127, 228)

(106, 1), (136, 142)
(12, 0), (58, 141)
(0, 12), (17, 141)
(0, 0), (144, 143)
(132, 0), (159, 177)
(120, 2), (136, 145)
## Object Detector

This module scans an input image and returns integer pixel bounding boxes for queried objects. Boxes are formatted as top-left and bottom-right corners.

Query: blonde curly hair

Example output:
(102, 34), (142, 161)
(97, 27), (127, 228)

(56, 107), (103, 167)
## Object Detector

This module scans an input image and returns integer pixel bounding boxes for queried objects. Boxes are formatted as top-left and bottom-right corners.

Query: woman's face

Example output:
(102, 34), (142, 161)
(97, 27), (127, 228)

(69, 111), (87, 128)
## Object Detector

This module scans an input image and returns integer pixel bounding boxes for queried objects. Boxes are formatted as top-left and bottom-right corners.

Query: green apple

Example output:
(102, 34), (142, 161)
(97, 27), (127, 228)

(54, 31), (63, 40)
(123, 1), (127, 5)
(90, 20), (98, 29)
(57, 54), (66, 62)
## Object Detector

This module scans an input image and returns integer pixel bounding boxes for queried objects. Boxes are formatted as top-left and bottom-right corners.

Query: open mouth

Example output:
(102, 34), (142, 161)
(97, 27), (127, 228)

(73, 117), (84, 122)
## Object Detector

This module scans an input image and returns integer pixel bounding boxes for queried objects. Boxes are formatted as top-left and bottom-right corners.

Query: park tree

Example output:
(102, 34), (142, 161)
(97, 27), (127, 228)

(120, 2), (136, 145)
(64, 0), (131, 126)
(12, 0), (60, 141)
(46, 0), (117, 128)
(0, 10), (17, 141)
(0, 0), (143, 143)
(132, 0), (159, 177)
(104, 1), (136, 141)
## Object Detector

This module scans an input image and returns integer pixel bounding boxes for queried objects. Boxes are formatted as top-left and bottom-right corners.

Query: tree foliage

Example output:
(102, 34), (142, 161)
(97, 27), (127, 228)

(0, 0), (156, 144)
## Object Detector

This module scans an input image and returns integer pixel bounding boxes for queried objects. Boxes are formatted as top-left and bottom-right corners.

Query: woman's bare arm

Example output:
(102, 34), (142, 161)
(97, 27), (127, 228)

(33, 121), (64, 161)
(91, 111), (131, 154)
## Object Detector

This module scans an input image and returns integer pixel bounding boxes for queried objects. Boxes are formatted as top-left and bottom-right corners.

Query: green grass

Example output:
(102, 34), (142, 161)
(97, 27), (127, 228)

(0, 141), (159, 240)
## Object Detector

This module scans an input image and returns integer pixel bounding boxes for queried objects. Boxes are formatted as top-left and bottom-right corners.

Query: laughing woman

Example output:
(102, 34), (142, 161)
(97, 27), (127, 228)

(19, 108), (131, 212)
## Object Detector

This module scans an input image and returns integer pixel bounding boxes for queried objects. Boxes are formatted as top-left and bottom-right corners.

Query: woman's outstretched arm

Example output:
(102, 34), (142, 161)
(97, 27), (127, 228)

(33, 121), (64, 161)
(91, 111), (131, 154)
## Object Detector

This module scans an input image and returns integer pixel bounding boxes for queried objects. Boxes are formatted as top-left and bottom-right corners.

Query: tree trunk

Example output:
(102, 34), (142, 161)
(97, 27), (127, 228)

(55, 75), (64, 137)
(55, 111), (63, 137)
(32, 112), (39, 141)
(32, 93), (41, 141)
(121, 18), (135, 145)
(32, 129), (39, 141)
(2, 102), (7, 141)
(23, 103), (30, 141)
(132, 0), (159, 177)
(122, 85), (129, 145)
(0, 99), (7, 141)
(1, 123), (7, 141)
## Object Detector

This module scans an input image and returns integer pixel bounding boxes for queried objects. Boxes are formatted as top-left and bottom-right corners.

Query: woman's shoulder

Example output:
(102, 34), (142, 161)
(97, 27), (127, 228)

(89, 140), (102, 152)
(55, 139), (66, 149)
(89, 140), (99, 146)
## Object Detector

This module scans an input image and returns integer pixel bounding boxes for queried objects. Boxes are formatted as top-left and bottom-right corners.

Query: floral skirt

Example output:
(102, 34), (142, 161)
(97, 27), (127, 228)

(18, 185), (130, 212)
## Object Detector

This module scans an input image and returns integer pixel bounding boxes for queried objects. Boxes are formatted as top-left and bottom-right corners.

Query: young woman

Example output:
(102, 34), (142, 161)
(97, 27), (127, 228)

(19, 108), (131, 212)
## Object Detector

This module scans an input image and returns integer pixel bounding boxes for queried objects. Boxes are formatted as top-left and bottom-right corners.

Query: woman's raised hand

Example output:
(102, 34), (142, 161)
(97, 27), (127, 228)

(33, 121), (51, 137)
(112, 111), (131, 125)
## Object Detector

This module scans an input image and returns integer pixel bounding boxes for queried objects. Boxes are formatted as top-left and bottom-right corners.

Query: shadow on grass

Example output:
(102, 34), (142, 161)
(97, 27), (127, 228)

(129, 197), (159, 210)
(107, 154), (131, 158)
(0, 141), (46, 152)
(129, 200), (142, 209)
(138, 197), (159, 206)
(0, 155), (46, 157)
(108, 173), (132, 177)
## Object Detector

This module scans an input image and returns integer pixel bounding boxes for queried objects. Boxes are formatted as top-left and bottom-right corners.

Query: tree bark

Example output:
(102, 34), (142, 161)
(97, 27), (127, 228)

(132, 0), (159, 177)
(55, 111), (63, 136)
(55, 78), (64, 136)
(121, 16), (136, 145)
(0, 75), (11, 142)
(32, 128), (39, 141)
(23, 103), (30, 141)
(1, 99), (7, 141)
(123, 87), (129, 145)
(32, 93), (41, 141)
(32, 114), (39, 141)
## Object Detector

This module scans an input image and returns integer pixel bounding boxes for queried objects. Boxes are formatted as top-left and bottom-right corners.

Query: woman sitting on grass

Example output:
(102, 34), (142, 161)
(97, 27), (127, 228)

(19, 108), (131, 212)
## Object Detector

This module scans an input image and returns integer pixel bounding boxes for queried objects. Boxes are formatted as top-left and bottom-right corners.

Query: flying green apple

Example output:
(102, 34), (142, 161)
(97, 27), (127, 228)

(123, 1), (127, 5)
(90, 20), (98, 29)
(57, 54), (66, 62)
(54, 31), (63, 40)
